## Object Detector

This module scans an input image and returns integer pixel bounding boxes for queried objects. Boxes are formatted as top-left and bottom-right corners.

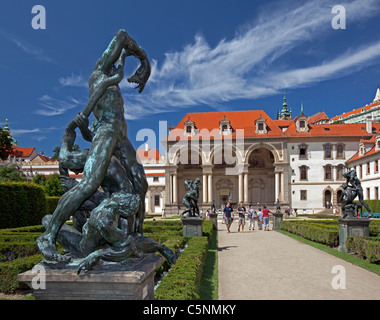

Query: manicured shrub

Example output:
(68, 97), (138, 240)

(155, 236), (209, 300)
(45, 196), (60, 215)
(0, 254), (42, 293)
(346, 236), (380, 263)
(0, 183), (46, 229)
(280, 220), (339, 247)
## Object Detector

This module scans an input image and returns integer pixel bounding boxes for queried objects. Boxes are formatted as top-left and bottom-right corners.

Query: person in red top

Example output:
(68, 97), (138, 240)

(262, 205), (271, 231)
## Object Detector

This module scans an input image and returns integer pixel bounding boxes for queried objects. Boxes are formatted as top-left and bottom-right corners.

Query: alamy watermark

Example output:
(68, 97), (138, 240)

(332, 5), (346, 29)
(331, 265), (346, 290)
(31, 5), (46, 30)
(31, 264), (46, 289)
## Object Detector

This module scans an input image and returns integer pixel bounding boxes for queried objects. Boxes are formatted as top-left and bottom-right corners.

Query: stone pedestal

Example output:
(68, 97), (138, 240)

(209, 213), (218, 230)
(17, 253), (163, 300)
(338, 218), (371, 253)
(272, 212), (284, 231)
(181, 218), (204, 237)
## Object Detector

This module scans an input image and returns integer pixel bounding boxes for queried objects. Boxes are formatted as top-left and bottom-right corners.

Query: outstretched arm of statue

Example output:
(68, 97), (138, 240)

(96, 29), (151, 93)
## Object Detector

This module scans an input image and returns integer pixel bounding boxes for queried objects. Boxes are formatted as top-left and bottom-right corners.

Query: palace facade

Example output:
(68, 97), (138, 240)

(163, 95), (380, 214)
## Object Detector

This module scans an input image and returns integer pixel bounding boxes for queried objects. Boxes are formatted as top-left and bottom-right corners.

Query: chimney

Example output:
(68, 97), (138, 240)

(366, 116), (372, 134)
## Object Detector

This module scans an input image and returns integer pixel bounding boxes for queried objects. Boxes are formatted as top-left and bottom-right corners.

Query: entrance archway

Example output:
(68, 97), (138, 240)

(246, 148), (275, 206)
(324, 189), (332, 208)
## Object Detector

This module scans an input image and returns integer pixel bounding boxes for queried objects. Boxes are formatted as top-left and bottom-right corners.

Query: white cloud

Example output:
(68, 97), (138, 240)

(59, 74), (88, 87)
(11, 128), (41, 136)
(50, 0), (380, 120)
(122, 0), (380, 118)
(35, 95), (83, 116)
(0, 29), (53, 63)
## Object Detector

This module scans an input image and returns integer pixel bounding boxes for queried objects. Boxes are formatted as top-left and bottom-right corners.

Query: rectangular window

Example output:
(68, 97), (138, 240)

(336, 144), (344, 158)
(336, 165), (344, 180)
(153, 176), (159, 182)
(375, 160), (379, 173)
(258, 123), (264, 131)
(299, 145), (308, 159)
(375, 187), (379, 200)
(367, 162), (370, 175)
(366, 188), (370, 200)
(325, 166), (332, 180)
(154, 195), (160, 206)
(324, 145), (332, 159)
(300, 190), (307, 201)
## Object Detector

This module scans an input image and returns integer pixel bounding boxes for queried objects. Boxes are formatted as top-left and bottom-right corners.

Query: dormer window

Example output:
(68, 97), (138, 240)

(219, 116), (232, 135)
(183, 118), (196, 137)
(255, 116), (267, 134)
(295, 114), (309, 133)
(376, 133), (380, 151)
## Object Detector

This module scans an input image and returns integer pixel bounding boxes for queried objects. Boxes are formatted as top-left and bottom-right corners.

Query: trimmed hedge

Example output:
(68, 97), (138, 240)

(45, 196), (60, 215)
(154, 236), (209, 300)
(0, 183), (47, 229)
(0, 219), (215, 297)
(0, 254), (42, 293)
(280, 220), (339, 247)
(346, 237), (380, 263)
(281, 220), (380, 264)
(354, 200), (380, 213)
(154, 220), (213, 300)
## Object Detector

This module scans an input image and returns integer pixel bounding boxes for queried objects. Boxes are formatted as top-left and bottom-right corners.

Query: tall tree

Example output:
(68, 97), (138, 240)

(0, 128), (12, 160)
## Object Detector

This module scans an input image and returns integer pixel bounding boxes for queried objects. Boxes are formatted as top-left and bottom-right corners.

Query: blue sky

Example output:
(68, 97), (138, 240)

(1, 0), (380, 157)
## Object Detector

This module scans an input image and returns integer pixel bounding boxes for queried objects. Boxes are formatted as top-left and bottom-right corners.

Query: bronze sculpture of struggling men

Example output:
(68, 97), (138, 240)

(181, 178), (201, 218)
(341, 170), (372, 218)
(37, 30), (174, 270)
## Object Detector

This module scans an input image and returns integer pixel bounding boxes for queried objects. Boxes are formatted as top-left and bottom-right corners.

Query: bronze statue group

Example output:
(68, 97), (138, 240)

(37, 30), (174, 273)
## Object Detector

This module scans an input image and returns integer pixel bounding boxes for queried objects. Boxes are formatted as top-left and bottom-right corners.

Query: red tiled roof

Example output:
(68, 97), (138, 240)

(346, 147), (380, 163)
(330, 101), (380, 121)
(164, 110), (380, 141)
(285, 122), (380, 138)
(35, 155), (55, 162)
(165, 110), (285, 141)
(308, 111), (329, 124)
(8, 146), (36, 157)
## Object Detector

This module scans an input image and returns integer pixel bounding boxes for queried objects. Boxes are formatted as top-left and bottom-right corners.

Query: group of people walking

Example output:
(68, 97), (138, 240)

(222, 201), (271, 233)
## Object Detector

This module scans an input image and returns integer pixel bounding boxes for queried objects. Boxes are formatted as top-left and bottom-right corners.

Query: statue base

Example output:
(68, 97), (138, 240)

(209, 213), (218, 230)
(181, 217), (204, 237)
(338, 218), (371, 253)
(272, 212), (284, 230)
(17, 253), (163, 300)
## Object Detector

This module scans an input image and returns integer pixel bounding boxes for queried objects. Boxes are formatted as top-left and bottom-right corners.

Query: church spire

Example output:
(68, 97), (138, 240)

(278, 92), (292, 120)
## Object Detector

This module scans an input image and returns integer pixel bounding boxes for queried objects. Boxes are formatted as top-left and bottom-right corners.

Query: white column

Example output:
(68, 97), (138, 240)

(173, 174), (178, 203)
(279, 172), (283, 201)
(275, 172), (279, 202)
(239, 173), (243, 203)
(146, 189), (152, 213)
(208, 174), (213, 204)
(203, 174), (208, 203)
(244, 173), (249, 204)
